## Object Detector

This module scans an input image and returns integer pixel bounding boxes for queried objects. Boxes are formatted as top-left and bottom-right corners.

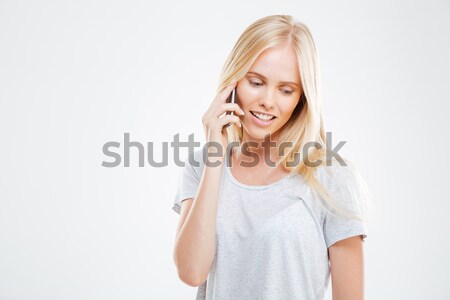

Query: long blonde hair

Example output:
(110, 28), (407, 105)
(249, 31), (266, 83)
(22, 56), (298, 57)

(217, 15), (373, 221)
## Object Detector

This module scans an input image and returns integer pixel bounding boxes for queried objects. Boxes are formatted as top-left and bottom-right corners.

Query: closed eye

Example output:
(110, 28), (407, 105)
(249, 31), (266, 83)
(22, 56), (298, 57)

(249, 80), (263, 87)
(249, 80), (294, 96)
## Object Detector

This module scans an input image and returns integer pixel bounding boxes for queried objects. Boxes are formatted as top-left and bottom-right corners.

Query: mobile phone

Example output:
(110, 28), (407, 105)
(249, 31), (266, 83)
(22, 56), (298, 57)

(223, 88), (236, 129)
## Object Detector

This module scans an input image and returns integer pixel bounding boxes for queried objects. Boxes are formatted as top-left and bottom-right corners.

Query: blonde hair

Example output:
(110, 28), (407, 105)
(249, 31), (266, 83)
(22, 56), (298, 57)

(217, 15), (374, 222)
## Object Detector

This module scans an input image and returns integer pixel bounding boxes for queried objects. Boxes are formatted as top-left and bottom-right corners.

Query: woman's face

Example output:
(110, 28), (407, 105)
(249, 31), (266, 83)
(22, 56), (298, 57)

(236, 43), (303, 142)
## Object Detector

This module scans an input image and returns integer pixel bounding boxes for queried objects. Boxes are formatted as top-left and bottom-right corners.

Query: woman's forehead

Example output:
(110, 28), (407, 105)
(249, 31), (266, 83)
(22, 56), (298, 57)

(249, 47), (300, 84)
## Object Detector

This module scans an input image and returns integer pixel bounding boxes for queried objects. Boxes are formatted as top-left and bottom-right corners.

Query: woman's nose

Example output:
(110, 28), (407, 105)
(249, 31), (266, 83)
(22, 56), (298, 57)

(258, 89), (276, 109)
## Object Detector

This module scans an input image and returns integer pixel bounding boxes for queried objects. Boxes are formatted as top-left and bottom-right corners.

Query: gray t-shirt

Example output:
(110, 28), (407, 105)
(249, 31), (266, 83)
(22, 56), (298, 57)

(172, 146), (368, 300)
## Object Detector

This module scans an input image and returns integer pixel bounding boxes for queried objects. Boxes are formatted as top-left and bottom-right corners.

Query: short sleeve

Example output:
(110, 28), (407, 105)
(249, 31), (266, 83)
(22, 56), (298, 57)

(317, 165), (369, 248)
(172, 151), (202, 215)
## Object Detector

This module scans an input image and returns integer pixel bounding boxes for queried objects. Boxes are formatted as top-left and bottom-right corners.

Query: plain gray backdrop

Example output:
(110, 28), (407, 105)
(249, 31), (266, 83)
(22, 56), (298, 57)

(1, 0), (449, 299)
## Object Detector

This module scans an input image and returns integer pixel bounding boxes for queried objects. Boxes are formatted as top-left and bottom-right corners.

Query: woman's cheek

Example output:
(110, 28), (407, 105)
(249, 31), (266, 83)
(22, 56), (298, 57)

(246, 86), (260, 96)
(239, 88), (260, 107)
(237, 87), (257, 106)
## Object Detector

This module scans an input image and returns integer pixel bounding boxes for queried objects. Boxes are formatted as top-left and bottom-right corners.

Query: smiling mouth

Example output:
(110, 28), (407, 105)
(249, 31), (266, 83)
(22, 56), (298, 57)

(250, 111), (277, 121)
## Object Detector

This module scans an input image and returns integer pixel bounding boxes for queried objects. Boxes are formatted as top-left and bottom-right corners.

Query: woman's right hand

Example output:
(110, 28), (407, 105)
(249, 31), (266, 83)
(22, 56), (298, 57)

(201, 81), (245, 158)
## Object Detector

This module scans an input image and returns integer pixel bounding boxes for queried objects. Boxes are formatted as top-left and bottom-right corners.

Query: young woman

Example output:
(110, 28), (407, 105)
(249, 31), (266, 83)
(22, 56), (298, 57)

(172, 15), (371, 300)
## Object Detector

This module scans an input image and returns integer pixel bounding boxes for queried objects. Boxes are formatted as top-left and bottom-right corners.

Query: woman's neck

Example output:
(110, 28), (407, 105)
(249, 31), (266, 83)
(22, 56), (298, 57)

(234, 133), (283, 169)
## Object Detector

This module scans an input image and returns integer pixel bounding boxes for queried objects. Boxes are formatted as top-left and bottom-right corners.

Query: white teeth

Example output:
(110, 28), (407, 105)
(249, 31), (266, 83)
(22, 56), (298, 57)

(253, 112), (274, 121)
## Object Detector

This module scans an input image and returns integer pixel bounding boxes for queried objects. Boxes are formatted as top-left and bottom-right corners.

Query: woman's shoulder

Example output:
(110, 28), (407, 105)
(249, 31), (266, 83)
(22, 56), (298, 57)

(184, 146), (231, 168)
(313, 161), (357, 186)
(181, 148), (206, 178)
(184, 148), (205, 166)
(312, 160), (371, 217)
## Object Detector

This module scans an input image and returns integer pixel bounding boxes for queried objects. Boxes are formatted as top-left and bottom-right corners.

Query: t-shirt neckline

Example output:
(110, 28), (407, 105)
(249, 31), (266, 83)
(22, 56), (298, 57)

(224, 145), (297, 190)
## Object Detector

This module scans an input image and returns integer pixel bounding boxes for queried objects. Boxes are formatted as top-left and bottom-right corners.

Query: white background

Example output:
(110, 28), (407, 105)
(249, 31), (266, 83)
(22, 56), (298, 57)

(1, 0), (449, 299)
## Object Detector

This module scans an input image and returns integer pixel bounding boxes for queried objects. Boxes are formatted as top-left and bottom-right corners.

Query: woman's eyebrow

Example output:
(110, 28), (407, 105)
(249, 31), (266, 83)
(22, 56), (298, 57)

(247, 71), (300, 87)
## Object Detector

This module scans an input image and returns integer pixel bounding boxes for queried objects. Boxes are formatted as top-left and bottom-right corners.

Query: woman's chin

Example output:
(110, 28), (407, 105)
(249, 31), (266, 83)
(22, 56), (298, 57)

(242, 126), (276, 141)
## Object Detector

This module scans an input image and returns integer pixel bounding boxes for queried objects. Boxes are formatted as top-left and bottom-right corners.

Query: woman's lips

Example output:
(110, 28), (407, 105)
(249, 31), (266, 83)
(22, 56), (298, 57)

(249, 111), (276, 127)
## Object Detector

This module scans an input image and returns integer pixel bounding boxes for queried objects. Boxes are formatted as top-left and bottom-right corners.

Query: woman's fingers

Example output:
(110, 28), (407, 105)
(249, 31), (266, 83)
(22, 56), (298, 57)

(203, 82), (242, 124)
(202, 81), (243, 152)
(216, 103), (245, 118)
(214, 81), (237, 104)
(217, 114), (242, 129)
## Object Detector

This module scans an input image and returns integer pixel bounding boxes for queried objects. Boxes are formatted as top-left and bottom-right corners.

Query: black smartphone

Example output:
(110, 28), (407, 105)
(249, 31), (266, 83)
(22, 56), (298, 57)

(223, 88), (236, 129)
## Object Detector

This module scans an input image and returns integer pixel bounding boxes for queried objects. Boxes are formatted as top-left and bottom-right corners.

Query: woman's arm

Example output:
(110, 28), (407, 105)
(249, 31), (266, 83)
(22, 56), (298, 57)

(173, 161), (224, 287)
(328, 235), (366, 300)
(173, 81), (242, 287)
